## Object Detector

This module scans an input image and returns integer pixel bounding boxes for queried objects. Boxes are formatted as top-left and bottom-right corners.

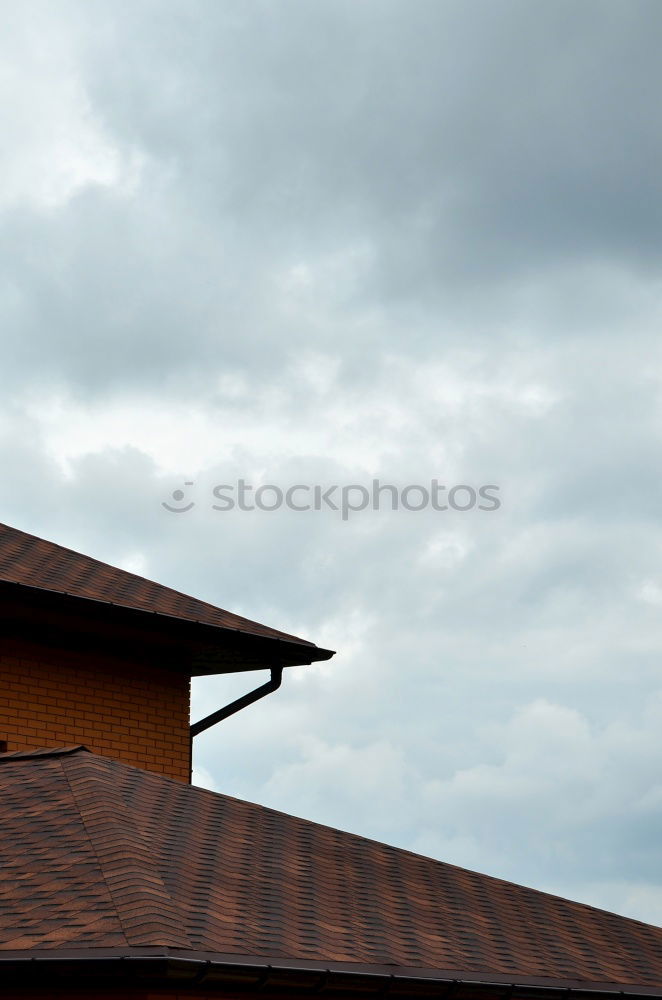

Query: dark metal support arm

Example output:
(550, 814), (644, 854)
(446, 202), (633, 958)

(190, 667), (283, 738)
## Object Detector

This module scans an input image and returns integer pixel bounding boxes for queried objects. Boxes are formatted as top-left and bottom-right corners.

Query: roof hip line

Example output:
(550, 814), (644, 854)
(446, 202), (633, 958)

(59, 753), (192, 950)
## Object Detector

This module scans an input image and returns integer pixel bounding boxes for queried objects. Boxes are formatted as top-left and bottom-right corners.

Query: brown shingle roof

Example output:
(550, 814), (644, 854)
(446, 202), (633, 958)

(0, 521), (325, 651)
(1, 747), (661, 990)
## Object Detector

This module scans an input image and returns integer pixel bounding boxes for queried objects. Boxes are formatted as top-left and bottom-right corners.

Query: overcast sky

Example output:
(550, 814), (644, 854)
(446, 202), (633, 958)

(2, 0), (662, 925)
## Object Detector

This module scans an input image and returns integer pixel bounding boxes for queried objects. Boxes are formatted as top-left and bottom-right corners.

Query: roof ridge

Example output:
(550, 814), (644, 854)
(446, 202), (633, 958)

(59, 752), (193, 950)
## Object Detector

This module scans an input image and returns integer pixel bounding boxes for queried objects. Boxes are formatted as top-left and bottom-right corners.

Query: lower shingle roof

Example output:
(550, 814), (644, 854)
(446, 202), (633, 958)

(1, 747), (661, 990)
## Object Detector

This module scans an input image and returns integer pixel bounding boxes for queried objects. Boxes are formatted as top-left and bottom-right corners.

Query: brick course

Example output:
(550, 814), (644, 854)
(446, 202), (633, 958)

(0, 638), (190, 782)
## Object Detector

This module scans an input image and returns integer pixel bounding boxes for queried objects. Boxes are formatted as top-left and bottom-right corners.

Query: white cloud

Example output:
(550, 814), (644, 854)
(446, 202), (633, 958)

(637, 579), (662, 607)
(191, 765), (220, 793)
(0, 5), (142, 211)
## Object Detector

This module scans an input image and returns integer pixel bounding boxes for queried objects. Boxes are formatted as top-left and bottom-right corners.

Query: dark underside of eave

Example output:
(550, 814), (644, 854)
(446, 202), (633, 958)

(0, 579), (335, 672)
(0, 521), (331, 659)
(1, 950), (661, 998)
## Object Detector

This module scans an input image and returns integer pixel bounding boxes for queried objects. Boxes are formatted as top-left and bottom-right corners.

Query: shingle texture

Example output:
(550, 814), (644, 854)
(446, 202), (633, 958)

(0, 522), (313, 645)
(1, 747), (661, 988)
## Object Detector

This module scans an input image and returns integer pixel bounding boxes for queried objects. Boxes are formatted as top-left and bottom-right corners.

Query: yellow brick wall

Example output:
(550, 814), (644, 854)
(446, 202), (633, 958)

(0, 637), (191, 782)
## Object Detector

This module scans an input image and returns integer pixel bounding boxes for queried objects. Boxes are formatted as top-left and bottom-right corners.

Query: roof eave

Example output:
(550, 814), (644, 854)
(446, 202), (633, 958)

(0, 578), (335, 672)
(0, 950), (659, 998)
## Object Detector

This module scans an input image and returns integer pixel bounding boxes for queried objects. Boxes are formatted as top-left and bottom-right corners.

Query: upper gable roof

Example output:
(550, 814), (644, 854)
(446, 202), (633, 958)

(0, 522), (333, 666)
(1, 747), (661, 993)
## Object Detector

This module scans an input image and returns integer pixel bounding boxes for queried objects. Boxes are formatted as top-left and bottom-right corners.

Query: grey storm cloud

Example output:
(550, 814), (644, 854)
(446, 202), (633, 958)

(2, 0), (662, 925)
(4, 0), (662, 392)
